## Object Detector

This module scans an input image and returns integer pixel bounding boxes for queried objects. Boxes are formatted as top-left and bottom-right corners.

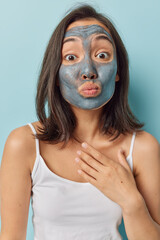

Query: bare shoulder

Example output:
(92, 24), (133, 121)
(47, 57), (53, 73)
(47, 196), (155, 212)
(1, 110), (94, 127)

(1, 123), (37, 174)
(135, 130), (159, 153)
(133, 130), (160, 175)
(6, 124), (34, 144)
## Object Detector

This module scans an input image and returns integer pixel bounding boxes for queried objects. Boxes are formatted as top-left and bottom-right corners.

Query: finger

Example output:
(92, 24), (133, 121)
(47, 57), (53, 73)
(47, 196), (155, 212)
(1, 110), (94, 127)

(77, 150), (102, 172)
(81, 142), (115, 167)
(118, 149), (132, 172)
(77, 168), (97, 186)
(75, 157), (99, 179)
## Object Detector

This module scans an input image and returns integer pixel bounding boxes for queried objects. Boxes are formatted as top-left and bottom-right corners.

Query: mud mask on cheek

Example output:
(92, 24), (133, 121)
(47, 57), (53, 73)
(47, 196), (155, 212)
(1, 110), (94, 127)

(58, 24), (117, 110)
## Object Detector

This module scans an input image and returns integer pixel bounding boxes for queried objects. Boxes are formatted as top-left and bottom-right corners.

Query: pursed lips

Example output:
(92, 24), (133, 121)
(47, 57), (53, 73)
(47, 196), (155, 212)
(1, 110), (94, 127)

(78, 81), (101, 97)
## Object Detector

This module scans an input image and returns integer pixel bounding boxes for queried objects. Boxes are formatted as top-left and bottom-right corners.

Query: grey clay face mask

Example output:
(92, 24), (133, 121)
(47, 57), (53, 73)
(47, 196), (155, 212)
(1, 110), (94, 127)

(58, 24), (118, 110)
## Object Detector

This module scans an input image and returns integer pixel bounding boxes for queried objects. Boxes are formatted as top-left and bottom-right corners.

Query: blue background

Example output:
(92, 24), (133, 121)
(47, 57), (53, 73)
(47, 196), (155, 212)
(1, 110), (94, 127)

(0, 0), (160, 239)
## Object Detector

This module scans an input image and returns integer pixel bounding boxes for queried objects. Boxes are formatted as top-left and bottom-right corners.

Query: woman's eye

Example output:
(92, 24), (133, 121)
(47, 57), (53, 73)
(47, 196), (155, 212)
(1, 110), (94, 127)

(65, 54), (77, 61)
(96, 52), (109, 59)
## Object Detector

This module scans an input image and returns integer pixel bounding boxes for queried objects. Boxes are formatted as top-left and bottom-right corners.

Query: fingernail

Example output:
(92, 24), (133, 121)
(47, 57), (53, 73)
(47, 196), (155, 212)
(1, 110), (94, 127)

(75, 157), (80, 162)
(77, 150), (81, 155)
(82, 142), (87, 148)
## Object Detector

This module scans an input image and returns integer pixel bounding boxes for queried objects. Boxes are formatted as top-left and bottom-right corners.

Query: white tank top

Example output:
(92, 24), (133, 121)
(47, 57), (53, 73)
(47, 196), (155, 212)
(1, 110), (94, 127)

(28, 123), (136, 240)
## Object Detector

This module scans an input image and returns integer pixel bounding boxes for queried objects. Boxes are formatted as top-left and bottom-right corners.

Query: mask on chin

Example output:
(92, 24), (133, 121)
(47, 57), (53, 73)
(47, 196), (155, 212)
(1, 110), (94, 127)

(58, 24), (118, 110)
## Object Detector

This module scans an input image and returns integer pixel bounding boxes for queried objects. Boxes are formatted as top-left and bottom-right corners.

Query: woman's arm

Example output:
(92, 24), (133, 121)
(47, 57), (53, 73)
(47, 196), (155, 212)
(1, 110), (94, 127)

(122, 132), (160, 240)
(0, 127), (33, 240)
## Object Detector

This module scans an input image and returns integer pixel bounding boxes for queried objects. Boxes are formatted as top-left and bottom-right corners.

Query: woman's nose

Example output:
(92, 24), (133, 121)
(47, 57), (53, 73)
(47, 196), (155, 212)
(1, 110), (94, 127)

(80, 60), (98, 80)
(81, 72), (97, 80)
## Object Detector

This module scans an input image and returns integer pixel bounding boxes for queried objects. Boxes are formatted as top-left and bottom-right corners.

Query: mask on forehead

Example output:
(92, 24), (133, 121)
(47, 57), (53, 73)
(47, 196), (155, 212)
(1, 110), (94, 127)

(58, 24), (118, 110)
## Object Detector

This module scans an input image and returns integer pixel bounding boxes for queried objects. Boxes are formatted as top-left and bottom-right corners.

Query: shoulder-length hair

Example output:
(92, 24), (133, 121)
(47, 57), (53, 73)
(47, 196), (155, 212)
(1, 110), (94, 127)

(35, 4), (144, 147)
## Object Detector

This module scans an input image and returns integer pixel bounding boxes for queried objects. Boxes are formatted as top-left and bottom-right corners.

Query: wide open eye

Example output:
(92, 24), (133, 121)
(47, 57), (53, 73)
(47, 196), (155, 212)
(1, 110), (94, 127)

(96, 52), (110, 59)
(65, 54), (77, 61)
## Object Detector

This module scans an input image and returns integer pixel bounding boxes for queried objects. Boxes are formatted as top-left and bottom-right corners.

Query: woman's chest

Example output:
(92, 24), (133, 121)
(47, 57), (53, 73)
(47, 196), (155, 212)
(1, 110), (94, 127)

(37, 136), (129, 184)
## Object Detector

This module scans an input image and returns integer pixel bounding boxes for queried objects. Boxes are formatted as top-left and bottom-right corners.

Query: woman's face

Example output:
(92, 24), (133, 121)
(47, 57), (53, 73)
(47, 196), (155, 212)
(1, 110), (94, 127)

(58, 18), (119, 110)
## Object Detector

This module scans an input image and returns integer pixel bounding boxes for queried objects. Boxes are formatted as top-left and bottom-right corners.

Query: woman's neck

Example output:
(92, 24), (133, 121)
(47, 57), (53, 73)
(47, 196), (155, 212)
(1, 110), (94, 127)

(71, 105), (103, 143)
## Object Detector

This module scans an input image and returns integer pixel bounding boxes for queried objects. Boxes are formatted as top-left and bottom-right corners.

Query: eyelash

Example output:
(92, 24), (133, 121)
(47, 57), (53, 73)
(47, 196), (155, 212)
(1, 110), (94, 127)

(95, 52), (110, 59)
(65, 54), (77, 61)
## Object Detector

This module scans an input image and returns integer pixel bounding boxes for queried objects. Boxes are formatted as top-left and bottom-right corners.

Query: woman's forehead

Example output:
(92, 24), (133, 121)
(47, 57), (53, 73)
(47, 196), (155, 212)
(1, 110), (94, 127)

(66, 18), (110, 33)
(63, 24), (114, 49)
(64, 25), (113, 46)
(64, 19), (114, 45)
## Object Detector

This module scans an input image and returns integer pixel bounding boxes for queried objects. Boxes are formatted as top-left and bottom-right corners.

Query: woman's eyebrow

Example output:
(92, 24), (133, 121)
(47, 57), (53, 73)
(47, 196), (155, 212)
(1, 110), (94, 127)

(63, 37), (79, 44)
(93, 34), (113, 44)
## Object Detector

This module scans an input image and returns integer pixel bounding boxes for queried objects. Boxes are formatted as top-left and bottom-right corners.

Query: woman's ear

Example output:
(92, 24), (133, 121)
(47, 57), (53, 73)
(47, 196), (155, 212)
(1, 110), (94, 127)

(115, 73), (119, 82)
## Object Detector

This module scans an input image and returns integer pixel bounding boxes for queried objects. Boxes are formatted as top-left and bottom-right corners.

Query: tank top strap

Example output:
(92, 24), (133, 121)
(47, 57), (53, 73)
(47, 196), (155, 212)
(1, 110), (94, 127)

(128, 132), (136, 157)
(27, 123), (40, 156)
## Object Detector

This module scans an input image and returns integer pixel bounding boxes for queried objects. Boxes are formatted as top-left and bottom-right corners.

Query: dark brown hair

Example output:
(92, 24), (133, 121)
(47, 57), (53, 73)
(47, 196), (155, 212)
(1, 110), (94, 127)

(35, 4), (144, 146)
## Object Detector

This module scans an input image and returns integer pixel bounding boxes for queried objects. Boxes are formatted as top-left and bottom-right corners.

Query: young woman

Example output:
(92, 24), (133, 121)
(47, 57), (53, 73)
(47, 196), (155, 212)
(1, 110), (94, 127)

(0, 4), (160, 240)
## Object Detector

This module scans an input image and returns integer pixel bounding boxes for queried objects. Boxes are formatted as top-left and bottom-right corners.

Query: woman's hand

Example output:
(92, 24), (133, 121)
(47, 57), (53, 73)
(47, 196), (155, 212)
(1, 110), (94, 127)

(75, 142), (140, 210)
